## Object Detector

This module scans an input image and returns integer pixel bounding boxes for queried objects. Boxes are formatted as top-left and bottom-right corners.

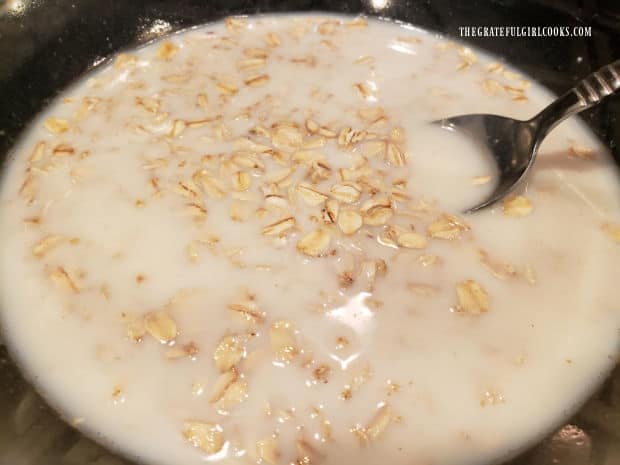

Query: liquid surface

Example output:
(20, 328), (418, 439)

(1, 14), (620, 465)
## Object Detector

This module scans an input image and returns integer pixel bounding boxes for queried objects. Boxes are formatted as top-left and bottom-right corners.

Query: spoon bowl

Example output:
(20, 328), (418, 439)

(437, 59), (620, 213)
(436, 115), (538, 213)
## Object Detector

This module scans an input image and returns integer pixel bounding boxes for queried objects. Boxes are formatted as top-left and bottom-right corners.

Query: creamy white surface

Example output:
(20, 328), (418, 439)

(1, 14), (620, 465)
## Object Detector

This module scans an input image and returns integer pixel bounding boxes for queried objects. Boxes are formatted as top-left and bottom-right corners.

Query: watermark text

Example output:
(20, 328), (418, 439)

(459, 26), (591, 38)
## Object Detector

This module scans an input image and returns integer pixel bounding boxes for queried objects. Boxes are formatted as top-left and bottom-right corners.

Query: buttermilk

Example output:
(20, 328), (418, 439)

(1, 14), (619, 465)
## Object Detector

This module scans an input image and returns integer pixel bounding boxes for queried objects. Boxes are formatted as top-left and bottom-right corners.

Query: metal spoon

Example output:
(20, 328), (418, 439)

(435, 59), (620, 213)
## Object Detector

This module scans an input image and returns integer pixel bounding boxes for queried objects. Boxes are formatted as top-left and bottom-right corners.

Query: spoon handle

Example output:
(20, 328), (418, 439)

(574, 59), (620, 105)
(531, 59), (620, 138)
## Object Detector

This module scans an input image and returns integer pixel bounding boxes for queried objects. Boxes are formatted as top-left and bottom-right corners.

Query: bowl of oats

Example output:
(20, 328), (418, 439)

(0, 2), (619, 465)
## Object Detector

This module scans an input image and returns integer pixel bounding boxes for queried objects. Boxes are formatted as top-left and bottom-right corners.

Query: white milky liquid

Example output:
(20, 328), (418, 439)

(1, 14), (619, 465)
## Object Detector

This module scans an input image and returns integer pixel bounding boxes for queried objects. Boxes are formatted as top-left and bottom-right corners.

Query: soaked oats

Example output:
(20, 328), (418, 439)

(1, 13), (619, 465)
